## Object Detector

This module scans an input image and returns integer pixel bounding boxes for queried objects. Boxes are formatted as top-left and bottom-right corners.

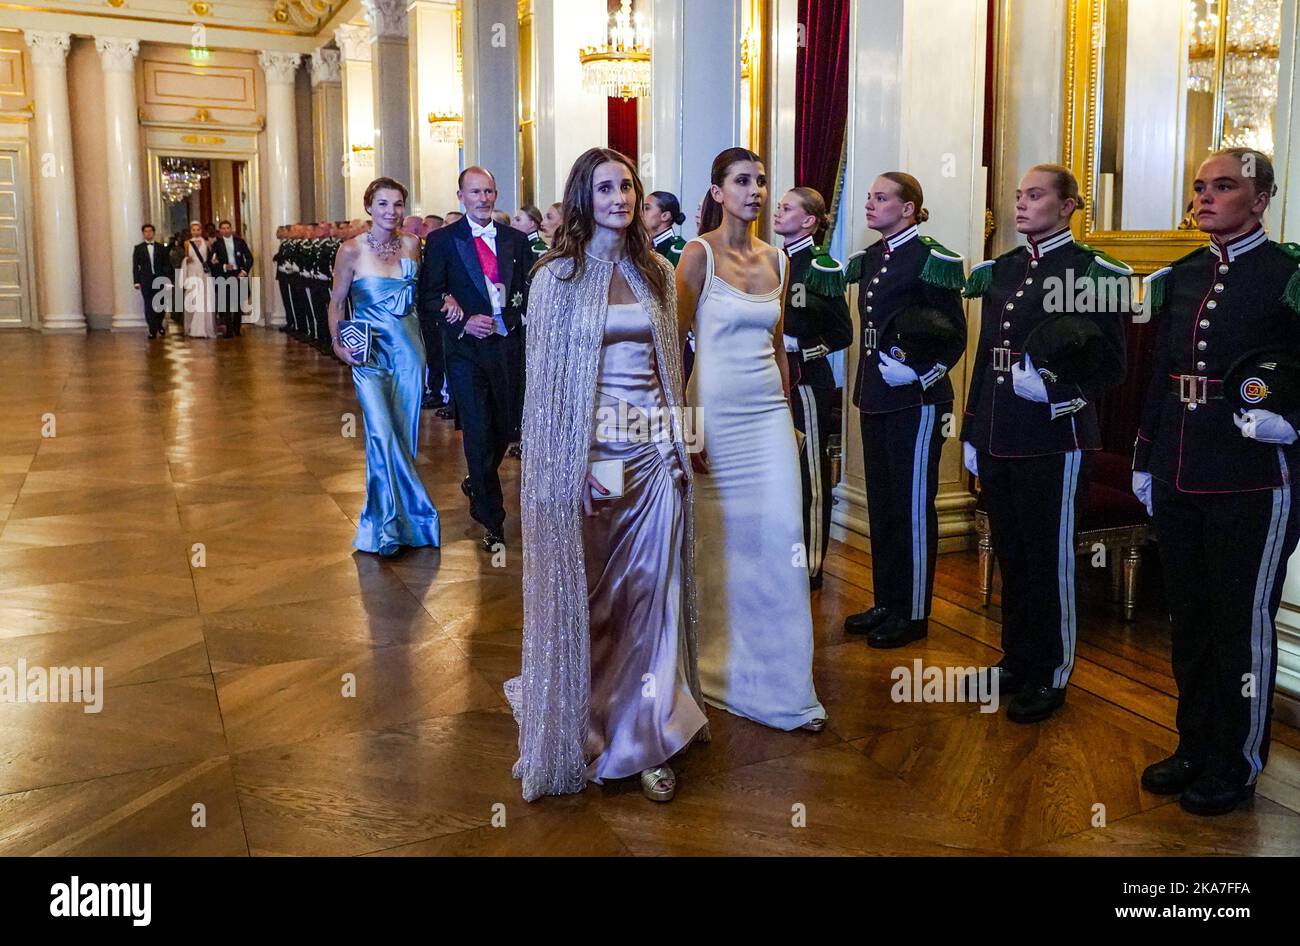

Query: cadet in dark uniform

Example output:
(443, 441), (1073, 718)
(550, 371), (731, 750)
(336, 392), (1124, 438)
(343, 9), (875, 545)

(773, 186), (853, 590)
(961, 163), (1130, 722)
(842, 172), (967, 645)
(1133, 148), (1300, 815)
(645, 190), (688, 265)
(273, 227), (299, 336)
(644, 191), (693, 377)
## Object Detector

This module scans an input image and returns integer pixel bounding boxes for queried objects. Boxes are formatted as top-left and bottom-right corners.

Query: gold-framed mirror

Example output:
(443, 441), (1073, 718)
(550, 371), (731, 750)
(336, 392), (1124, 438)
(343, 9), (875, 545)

(1063, 0), (1285, 272)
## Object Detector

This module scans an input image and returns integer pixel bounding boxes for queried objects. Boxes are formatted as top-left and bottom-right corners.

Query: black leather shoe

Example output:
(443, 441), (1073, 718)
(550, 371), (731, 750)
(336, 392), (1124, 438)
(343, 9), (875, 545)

(1179, 773), (1256, 816)
(1141, 755), (1204, 795)
(867, 616), (927, 649)
(481, 531), (505, 553)
(1006, 685), (1066, 723)
(844, 606), (892, 635)
(461, 476), (472, 499)
(990, 663), (1025, 696)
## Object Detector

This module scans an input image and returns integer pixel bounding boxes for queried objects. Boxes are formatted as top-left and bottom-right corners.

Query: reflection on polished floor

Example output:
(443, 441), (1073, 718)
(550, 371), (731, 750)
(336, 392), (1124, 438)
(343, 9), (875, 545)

(0, 328), (1298, 856)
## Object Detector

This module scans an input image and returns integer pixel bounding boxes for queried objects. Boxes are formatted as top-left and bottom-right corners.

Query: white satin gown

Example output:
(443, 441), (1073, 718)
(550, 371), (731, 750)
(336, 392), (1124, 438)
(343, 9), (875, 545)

(686, 238), (825, 730)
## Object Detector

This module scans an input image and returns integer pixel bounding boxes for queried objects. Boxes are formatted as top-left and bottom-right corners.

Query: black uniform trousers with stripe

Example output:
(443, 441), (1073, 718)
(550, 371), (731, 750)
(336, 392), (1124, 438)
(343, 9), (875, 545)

(861, 404), (944, 620)
(979, 449), (1085, 688)
(790, 381), (835, 581)
(1152, 478), (1299, 785)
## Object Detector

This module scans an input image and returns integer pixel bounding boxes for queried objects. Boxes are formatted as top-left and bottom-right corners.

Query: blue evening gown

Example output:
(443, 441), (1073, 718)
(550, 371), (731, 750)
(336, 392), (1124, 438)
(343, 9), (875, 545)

(349, 256), (440, 555)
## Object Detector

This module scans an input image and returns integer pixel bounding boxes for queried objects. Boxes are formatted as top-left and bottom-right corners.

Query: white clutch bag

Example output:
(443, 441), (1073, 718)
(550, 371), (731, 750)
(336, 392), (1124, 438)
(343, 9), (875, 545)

(589, 459), (625, 500)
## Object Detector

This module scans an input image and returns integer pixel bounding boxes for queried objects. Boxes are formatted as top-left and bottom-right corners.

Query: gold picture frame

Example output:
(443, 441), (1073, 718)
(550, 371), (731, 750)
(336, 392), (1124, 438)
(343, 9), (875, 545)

(1062, 0), (1209, 273)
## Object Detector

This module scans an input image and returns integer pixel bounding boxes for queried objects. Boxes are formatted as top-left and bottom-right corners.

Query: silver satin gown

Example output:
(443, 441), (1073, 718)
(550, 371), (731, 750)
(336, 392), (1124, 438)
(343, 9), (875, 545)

(582, 301), (707, 782)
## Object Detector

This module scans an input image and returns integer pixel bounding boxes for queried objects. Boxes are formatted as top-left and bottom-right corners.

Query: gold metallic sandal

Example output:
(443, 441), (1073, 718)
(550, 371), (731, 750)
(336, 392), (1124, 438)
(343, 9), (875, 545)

(800, 718), (828, 733)
(640, 765), (676, 802)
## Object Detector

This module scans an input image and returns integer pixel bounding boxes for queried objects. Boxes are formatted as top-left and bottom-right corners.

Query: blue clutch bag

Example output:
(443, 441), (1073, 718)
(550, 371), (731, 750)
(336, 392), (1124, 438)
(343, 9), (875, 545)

(339, 320), (372, 365)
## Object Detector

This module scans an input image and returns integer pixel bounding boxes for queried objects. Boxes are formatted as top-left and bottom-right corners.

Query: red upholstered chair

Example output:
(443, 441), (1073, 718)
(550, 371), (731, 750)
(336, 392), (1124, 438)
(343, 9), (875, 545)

(974, 449), (1153, 621)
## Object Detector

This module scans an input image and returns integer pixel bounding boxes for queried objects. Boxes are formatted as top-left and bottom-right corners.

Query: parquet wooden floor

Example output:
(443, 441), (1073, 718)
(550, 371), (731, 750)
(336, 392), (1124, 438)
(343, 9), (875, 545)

(1, 327), (1297, 856)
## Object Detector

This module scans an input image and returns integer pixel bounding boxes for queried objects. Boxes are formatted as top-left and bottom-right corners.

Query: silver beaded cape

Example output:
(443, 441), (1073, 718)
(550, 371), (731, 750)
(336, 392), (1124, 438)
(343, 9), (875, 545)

(510, 251), (707, 801)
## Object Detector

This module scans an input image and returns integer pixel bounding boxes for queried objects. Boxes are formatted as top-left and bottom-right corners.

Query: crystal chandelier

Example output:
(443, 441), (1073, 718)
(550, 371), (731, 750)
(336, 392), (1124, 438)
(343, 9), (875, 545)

(428, 111), (463, 144)
(1186, 0), (1280, 153)
(161, 157), (209, 204)
(578, 0), (651, 101)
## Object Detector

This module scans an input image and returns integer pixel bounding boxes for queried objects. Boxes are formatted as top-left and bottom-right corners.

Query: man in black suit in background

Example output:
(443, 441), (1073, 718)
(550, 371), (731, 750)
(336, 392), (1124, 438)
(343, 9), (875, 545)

(209, 219), (254, 338)
(132, 224), (172, 339)
(417, 166), (532, 551)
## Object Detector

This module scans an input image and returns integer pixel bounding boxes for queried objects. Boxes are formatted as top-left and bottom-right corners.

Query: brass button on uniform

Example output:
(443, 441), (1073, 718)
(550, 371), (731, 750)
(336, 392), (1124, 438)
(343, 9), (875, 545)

(1197, 340), (1208, 350)
(1199, 319), (1210, 329)
(1197, 361), (1206, 370)
(1206, 300), (1218, 309)
(1187, 402), (1198, 411)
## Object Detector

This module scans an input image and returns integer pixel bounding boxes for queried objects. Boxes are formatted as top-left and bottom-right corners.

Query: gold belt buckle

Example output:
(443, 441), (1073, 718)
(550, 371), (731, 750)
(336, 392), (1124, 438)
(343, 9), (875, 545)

(1178, 374), (1207, 404)
(991, 347), (1012, 372)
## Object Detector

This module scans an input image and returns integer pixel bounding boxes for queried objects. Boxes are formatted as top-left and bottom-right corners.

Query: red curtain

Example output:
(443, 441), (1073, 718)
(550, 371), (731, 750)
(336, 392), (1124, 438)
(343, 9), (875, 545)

(795, 0), (851, 206)
(608, 97), (638, 161)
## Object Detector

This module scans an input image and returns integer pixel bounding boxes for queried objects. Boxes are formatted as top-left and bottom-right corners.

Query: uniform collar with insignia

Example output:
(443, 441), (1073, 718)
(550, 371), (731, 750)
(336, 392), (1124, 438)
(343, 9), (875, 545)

(885, 224), (919, 252)
(783, 234), (815, 256)
(1026, 227), (1074, 259)
(527, 229), (541, 242)
(652, 228), (675, 248)
(1210, 225), (1267, 262)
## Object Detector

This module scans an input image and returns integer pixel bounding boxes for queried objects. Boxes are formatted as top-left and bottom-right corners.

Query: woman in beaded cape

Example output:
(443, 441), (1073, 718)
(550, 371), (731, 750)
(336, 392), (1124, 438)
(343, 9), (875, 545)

(506, 148), (707, 803)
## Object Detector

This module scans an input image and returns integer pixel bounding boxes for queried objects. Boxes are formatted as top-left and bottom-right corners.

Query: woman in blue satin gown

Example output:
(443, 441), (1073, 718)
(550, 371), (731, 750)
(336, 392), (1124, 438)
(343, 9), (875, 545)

(327, 177), (440, 556)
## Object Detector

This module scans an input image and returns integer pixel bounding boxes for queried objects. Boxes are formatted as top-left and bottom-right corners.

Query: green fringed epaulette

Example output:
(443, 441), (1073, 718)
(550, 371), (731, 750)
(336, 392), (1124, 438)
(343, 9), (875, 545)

(1142, 266), (1172, 319)
(918, 236), (966, 292)
(805, 246), (846, 296)
(1278, 242), (1300, 313)
(963, 259), (995, 298)
(1078, 242), (1135, 282)
(844, 249), (867, 285)
(662, 236), (687, 268)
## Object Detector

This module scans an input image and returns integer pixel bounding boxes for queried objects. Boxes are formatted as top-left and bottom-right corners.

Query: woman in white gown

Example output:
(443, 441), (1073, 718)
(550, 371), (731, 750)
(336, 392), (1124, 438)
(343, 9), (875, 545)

(181, 221), (218, 338)
(676, 147), (826, 732)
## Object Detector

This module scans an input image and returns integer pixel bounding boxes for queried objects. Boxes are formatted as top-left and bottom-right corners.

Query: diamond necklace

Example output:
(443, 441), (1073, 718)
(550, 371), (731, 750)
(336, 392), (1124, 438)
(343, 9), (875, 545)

(365, 230), (401, 262)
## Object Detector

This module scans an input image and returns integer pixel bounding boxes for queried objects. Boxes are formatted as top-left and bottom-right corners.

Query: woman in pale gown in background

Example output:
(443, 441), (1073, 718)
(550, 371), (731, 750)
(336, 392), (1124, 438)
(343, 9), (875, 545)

(676, 147), (827, 733)
(509, 147), (707, 803)
(181, 221), (218, 338)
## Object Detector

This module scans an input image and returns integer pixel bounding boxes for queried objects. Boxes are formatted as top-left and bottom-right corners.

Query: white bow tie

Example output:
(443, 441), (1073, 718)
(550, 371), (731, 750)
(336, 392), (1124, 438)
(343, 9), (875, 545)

(469, 221), (497, 240)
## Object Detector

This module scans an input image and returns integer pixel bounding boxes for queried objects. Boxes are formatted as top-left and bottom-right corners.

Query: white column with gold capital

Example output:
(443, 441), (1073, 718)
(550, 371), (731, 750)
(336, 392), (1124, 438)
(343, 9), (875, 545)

(310, 48), (346, 222)
(96, 37), (146, 331)
(336, 24), (375, 218)
(363, 0), (411, 188)
(835, 0), (987, 551)
(259, 51), (301, 327)
(24, 31), (84, 333)
(408, 0), (460, 214)
(649, 0), (743, 240)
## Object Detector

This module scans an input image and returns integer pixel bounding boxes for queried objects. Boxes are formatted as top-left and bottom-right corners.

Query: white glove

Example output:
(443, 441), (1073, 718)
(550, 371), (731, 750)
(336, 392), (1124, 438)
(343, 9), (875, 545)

(1233, 409), (1299, 445)
(963, 442), (979, 477)
(1011, 354), (1049, 403)
(1131, 471), (1153, 517)
(878, 351), (919, 387)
